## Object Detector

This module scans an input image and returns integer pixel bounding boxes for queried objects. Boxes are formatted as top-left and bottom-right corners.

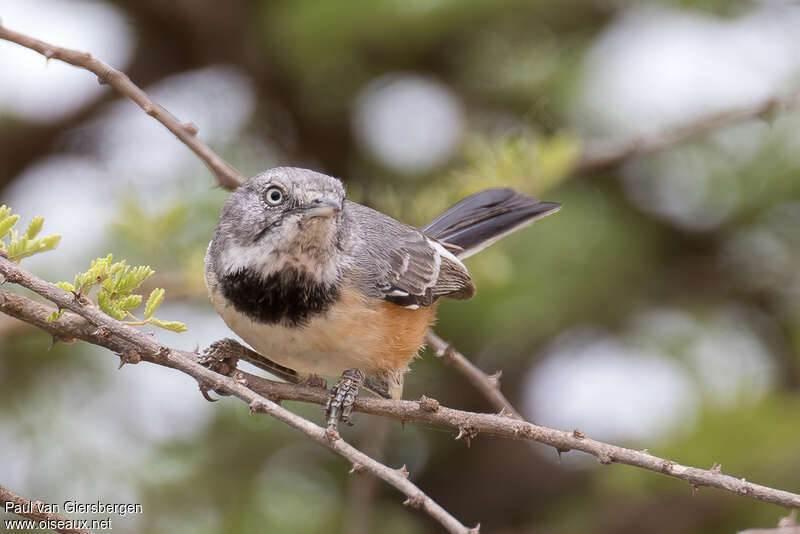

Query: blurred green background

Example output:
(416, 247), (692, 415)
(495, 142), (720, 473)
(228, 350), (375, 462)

(1, 0), (799, 532)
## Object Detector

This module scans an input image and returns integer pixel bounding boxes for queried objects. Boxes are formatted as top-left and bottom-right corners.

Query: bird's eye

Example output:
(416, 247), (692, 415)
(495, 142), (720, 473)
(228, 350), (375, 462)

(264, 186), (284, 206)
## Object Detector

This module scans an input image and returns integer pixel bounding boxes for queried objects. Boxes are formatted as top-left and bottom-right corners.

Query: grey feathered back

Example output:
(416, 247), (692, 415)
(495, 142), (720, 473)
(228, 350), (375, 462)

(343, 188), (559, 309)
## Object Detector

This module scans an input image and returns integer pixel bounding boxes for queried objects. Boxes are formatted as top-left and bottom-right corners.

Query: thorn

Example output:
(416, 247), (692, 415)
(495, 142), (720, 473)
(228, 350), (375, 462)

(555, 447), (570, 462)
(183, 122), (199, 136)
(711, 462), (722, 473)
(397, 464), (409, 478)
(691, 484), (699, 496)
(497, 406), (514, 417)
(249, 401), (266, 415)
(418, 395), (439, 412)
(94, 326), (112, 339)
(349, 463), (365, 475)
(403, 494), (424, 509)
(435, 343), (457, 362)
(468, 524), (481, 534)
(43, 49), (54, 60)
(487, 370), (502, 388)
(641, 448), (649, 454)
(758, 97), (781, 128)
(193, 342), (200, 354)
(96, 69), (111, 85)
(573, 429), (586, 439)
(118, 350), (141, 368)
(455, 426), (478, 447)
(48, 333), (74, 350)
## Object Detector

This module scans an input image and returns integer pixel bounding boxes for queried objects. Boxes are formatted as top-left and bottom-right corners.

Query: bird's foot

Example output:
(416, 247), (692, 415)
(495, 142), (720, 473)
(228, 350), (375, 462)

(198, 338), (241, 376)
(325, 369), (365, 431)
(197, 338), (242, 401)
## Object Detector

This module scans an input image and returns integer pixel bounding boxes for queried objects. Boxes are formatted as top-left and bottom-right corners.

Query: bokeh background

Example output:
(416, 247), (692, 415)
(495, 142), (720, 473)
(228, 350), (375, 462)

(1, 0), (800, 532)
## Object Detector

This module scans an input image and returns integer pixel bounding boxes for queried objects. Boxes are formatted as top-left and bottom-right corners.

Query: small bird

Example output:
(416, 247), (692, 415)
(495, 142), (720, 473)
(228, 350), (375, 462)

(204, 167), (560, 430)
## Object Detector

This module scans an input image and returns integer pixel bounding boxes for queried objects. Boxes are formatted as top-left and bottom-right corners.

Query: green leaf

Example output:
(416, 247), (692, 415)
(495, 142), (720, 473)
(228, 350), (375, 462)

(144, 288), (165, 319)
(97, 292), (126, 320)
(46, 310), (64, 322)
(0, 213), (19, 239)
(120, 294), (142, 311)
(116, 265), (154, 294)
(24, 216), (44, 240)
(147, 317), (188, 332)
(56, 281), (75, 292)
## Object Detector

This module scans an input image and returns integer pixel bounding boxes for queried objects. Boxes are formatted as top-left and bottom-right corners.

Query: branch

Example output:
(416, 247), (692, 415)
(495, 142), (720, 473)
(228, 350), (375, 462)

(1, 261), (799, 511)
(577, 91), (800, 173)
(3, 22), (800, 525)
(425, 331), (522, 419)
(0, 22), (243, 190)
(0, 259), (473, 534)
(0, 484), (92, 534)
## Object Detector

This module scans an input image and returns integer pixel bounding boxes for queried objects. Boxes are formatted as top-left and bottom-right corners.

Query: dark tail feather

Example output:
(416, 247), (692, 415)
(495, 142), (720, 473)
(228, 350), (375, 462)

(423, 188), (561, 259)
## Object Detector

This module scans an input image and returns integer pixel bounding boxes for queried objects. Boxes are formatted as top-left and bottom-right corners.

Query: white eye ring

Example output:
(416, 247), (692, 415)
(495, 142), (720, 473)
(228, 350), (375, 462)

(264, 186), (284, 206)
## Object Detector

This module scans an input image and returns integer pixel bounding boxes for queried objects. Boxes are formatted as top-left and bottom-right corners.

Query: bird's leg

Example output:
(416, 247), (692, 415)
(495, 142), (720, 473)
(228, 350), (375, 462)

(199, 338), (303, 400)
(325, 369), (365, 431)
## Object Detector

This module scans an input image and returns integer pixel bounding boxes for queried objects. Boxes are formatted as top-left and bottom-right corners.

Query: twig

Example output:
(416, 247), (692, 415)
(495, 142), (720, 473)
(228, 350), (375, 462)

(0, 484), (92, 534)
(577, 92), (800, 173)
(4, 21), (800, 525)
(343, 418), (392, 534)
(425, 331), (522, 419)
(0, 259), (473, 534)
(0, 22), (519, 419)
(1, 265), (799, 511)
(8, 21), (800, 462)
(0, 23), (243, 190)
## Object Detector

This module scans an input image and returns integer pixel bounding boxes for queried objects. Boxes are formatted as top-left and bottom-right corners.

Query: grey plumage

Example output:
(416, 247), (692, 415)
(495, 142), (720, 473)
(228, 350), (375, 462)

(204, 166), (560, 393)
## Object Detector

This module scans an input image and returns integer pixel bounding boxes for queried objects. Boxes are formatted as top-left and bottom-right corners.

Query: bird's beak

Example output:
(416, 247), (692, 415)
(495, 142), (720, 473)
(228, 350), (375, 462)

(300, 198), (341, 218)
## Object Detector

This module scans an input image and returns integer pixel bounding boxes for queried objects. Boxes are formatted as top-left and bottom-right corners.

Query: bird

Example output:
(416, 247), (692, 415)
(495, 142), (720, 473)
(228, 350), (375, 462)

(204, 166), (560, 431)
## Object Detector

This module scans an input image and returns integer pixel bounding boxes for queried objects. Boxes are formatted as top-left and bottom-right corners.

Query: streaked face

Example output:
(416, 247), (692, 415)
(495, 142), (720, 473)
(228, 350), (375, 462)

(211, 167), (347, 281)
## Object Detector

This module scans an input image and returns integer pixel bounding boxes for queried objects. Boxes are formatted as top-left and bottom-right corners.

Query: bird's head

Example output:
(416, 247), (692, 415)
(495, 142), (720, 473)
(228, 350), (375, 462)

(209, 167), (347, 280)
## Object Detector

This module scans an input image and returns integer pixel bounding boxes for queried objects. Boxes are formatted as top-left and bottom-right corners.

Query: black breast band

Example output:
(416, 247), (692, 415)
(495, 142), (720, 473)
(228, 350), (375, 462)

(219, 267), (339, 327)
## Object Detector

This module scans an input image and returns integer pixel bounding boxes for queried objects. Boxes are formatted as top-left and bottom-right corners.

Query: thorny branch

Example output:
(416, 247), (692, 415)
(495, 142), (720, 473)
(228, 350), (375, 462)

(2, 21), (800, 532)
(0, 258), (474, 534)
(0, 484), (92, 534)
(576, 92), (800, 173)
(4, 21), (798, 419)
(1, 260), (799, 511)
(425, 331), (522, 419)
(0, 22), (242, 190)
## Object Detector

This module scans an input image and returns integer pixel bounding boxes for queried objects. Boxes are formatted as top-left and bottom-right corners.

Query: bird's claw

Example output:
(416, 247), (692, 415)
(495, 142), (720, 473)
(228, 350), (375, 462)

(325, 369), (364, 431)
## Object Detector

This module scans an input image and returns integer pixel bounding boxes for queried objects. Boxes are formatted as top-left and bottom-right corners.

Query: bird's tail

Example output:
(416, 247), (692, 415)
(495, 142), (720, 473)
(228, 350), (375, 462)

(423, 188), (561, 259)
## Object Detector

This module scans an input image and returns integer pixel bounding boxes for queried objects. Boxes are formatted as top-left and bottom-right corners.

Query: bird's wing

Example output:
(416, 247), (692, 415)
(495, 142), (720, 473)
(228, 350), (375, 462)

(346, 202), (474, 308)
